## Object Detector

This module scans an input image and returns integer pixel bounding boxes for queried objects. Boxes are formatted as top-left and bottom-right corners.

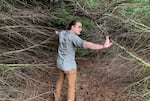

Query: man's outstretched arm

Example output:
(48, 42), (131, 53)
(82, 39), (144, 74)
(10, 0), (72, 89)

(84, 36), (113, 50)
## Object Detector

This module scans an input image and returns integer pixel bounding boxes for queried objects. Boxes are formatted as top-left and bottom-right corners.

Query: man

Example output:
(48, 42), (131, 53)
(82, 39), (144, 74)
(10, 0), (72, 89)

(54, 19), (112, 101)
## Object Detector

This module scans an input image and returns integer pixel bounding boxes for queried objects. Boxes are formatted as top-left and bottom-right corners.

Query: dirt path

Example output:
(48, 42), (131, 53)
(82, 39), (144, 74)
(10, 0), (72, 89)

(2, 56), (131, 101)
(41, 57), (129, 101)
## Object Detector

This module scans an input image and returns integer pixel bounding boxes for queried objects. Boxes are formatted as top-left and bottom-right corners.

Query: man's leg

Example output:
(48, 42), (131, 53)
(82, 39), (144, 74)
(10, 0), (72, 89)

(54, 69), (65, 101)
(65, 69), (77, 101)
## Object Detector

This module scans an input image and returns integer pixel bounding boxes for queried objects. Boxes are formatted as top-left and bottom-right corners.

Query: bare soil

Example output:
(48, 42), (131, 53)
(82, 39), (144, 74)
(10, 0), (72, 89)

(7, 56), (131, 101)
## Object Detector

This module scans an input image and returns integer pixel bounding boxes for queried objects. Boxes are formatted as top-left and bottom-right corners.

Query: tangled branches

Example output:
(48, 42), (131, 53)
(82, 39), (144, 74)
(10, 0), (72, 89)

(0, 0), (150, 101)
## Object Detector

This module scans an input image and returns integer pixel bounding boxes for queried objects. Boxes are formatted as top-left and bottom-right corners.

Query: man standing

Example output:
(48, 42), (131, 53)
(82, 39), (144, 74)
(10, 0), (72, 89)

(54, 19), (112, 101)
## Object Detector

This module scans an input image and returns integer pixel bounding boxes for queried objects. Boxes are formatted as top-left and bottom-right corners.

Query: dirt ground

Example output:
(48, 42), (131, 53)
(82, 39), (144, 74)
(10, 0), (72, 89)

(5, 56), (132, 101)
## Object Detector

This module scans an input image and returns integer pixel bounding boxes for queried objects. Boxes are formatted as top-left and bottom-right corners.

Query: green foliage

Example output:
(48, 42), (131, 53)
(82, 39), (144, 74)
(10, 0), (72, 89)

(128, 0), (150, 3)
(118, 1), (150, 27)
(77, 48), (91, 56)
(49, 10), (95, 34)
(49, 18), (67, 27)
(88, 0), (94, 6)
(122, 6), (150, 16)
(147, 98), (150, 101)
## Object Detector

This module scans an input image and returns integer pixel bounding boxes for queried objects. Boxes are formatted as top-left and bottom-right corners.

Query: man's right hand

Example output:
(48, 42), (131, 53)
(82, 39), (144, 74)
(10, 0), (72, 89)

(104, 36), (113, 48)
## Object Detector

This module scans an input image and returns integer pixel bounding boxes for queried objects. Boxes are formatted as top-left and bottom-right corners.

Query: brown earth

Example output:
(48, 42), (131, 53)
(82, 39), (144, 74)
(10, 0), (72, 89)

(5, 56), (132, 101)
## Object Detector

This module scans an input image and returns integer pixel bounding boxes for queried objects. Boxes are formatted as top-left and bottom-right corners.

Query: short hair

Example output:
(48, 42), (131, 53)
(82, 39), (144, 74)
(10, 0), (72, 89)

(66, 19), (81, 30)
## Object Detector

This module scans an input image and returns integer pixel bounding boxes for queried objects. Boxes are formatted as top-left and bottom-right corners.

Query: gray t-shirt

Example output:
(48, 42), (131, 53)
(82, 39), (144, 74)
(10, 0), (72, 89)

(56, 30), (86, 71)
